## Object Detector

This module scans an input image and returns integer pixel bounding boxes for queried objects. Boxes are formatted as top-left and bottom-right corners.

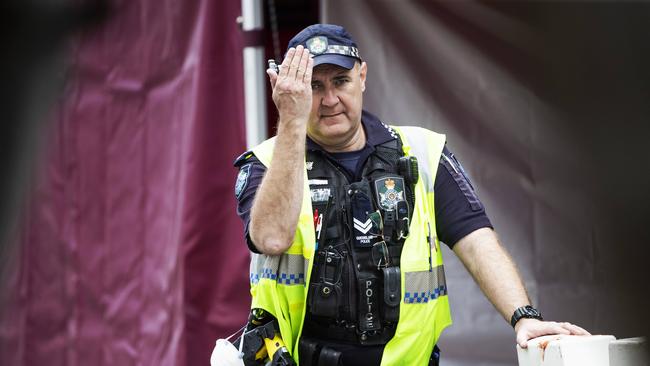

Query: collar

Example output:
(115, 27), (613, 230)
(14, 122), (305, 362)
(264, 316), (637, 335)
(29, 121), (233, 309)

(306, 110), (397, 151)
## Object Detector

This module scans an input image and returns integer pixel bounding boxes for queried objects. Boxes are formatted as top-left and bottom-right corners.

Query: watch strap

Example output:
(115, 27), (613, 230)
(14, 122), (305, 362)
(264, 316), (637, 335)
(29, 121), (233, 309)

(510, 305), (543, 328)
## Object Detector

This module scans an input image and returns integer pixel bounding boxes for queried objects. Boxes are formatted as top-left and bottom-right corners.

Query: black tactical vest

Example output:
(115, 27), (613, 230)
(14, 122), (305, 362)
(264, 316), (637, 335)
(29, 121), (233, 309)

(302, 138), (418, 346)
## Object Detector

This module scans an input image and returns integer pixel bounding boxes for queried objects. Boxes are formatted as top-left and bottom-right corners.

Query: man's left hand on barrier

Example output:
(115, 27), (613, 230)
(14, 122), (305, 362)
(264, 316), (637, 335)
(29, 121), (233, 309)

(515, 318), (591, 348)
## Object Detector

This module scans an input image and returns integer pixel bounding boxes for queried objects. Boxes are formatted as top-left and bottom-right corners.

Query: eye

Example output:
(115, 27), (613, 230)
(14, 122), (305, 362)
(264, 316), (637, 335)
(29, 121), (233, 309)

(311, 82), (322, 91)
(334, 78), (350, 87)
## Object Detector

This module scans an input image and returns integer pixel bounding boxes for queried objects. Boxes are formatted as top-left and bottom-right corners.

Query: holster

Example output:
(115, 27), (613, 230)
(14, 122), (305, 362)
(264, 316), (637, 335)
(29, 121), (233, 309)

(382, 267), (401, 322)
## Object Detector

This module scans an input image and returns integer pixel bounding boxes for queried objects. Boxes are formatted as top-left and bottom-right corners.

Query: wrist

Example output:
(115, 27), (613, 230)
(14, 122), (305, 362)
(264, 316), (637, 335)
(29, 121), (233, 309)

(277, 114), (309, 129)
(513, 317), (541, 333)
(276, 118), (307, 142)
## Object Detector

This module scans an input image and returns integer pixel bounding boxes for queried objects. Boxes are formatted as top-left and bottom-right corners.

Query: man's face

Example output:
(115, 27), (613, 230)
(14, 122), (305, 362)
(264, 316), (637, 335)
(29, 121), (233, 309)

(307, 61), (367, 148)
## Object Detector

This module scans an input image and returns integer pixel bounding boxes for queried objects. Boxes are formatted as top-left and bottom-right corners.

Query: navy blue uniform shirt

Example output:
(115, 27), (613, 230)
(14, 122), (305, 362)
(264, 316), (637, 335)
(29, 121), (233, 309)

(235, 110), (492, 252)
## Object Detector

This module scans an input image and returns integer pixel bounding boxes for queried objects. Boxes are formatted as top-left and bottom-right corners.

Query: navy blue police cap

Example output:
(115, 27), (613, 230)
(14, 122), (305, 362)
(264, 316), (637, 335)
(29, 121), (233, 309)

(286, 24), (362, 69)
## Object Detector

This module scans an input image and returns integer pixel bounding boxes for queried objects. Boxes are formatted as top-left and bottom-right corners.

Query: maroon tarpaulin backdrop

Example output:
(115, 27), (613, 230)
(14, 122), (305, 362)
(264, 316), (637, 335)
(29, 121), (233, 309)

(0, 0), (251, 365)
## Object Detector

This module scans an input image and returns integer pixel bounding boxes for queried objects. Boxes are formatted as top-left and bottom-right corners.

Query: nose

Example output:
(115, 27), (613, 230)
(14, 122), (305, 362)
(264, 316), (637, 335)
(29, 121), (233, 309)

(320, 87), (339, 108)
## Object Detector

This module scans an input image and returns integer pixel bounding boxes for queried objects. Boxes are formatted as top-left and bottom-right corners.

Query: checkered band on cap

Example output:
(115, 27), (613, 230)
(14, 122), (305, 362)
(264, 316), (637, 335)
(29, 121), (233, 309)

(321, 44), (360, 59)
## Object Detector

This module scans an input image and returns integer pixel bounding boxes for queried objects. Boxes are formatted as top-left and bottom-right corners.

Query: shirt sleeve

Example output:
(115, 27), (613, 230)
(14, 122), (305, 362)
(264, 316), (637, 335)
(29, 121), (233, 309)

(434, 146), (493, 249)
(235, 157), (266, 253)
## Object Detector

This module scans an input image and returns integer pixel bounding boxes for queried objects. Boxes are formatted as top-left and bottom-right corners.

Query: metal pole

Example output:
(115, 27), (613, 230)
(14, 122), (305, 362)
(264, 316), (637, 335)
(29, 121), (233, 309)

(241, 0), (267, 148)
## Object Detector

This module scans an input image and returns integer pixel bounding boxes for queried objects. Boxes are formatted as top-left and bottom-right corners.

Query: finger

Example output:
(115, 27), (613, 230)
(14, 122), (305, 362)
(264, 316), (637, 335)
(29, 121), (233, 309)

(562, 322), (591, 336)
(547, 322), (572, 336)
(279, 48), (295, 78)
(289, 45), (306, 80)
(297, 48), (310, 82)
(523, 321), (569, 341)
(267, 70), (278, 89)
(303, 55), (314, 84)
(573, 325), (591, 336)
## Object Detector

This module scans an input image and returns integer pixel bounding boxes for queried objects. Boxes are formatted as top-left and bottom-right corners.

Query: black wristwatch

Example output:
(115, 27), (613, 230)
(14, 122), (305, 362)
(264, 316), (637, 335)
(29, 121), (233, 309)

(510, 305), (543, 328)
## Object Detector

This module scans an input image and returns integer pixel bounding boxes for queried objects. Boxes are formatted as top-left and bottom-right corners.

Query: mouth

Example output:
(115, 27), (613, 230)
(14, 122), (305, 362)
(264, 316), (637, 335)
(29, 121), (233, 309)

(320, 112), (343, 118)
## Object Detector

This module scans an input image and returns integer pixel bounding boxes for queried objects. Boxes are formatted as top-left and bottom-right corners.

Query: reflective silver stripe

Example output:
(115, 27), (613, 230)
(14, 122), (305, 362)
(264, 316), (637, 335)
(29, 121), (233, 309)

(403, 266), (447, 304)
(250, 253), (308, 286)
(325, 45), (360, 59)
(392, 127), (435, 193)
(308, 179), (328, 185)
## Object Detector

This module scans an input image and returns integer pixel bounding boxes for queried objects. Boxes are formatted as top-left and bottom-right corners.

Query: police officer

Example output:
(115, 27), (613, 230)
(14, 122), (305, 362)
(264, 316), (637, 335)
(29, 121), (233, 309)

(234, 24), (589, 366)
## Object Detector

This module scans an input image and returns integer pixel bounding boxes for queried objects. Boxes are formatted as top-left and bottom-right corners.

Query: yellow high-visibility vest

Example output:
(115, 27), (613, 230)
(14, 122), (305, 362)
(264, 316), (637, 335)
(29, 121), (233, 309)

(247, 126), (451, 365)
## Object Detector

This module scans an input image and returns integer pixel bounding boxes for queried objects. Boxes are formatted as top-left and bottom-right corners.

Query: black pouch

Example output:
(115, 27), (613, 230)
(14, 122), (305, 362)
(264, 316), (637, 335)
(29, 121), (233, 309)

(308, 248), (344, 318)
(382, 267), (401, 322)
(298, 338), (321, 366)
(308, 282), (342, 318)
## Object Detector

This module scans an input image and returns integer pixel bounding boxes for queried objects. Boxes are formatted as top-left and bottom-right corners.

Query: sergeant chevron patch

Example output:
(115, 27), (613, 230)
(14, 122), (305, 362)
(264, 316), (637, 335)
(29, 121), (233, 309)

(353, 217), (372, 234)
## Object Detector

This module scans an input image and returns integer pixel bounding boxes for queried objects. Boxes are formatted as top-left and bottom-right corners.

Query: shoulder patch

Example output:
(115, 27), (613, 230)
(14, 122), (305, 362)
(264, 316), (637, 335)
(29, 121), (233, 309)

(233, 150), (254, 167)
(442, 151), (475, 190)
(440, 150), (483, 211)
(234, 164), (251, 199)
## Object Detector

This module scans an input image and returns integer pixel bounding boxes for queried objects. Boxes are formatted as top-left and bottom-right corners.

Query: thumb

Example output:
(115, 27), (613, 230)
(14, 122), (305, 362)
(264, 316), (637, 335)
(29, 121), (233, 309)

(266, 68), (278, 89)
(517, 332), (529, 349)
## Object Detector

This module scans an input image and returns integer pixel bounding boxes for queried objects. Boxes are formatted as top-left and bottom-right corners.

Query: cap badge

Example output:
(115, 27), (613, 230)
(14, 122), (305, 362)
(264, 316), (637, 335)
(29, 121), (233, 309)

(306, 36), (328, 55)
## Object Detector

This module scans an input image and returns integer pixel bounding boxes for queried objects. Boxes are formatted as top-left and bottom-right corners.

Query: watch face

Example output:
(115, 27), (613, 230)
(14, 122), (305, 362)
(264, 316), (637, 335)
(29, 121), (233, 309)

(524, 306), (541, 317)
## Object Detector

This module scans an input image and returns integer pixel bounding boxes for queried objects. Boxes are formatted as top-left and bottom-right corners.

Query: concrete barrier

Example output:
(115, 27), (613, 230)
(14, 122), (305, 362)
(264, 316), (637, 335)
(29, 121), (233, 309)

(609, 337), (648, 366)
(517, 335), (615, 366)
(517, 335), (649, 366)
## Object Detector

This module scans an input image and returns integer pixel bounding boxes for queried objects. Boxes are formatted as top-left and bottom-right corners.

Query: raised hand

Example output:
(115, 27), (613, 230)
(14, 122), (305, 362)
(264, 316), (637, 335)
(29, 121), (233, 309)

(267, 45), (314, 125)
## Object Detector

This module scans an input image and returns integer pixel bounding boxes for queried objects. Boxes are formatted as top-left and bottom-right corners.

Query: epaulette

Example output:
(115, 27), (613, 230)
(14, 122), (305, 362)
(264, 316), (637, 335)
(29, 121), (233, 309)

(382, 122), (399, 140)
(379, 138), (400, 151)
(233, 150), (255, 167)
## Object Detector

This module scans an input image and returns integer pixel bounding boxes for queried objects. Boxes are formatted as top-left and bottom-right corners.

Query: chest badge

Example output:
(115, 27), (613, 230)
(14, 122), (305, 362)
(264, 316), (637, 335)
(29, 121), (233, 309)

(374, 176), (405, 210)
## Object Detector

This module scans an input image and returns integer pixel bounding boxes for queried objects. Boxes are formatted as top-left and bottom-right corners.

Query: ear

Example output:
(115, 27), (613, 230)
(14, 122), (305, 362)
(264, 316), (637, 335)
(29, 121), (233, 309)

(359, 62), (367, 92)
